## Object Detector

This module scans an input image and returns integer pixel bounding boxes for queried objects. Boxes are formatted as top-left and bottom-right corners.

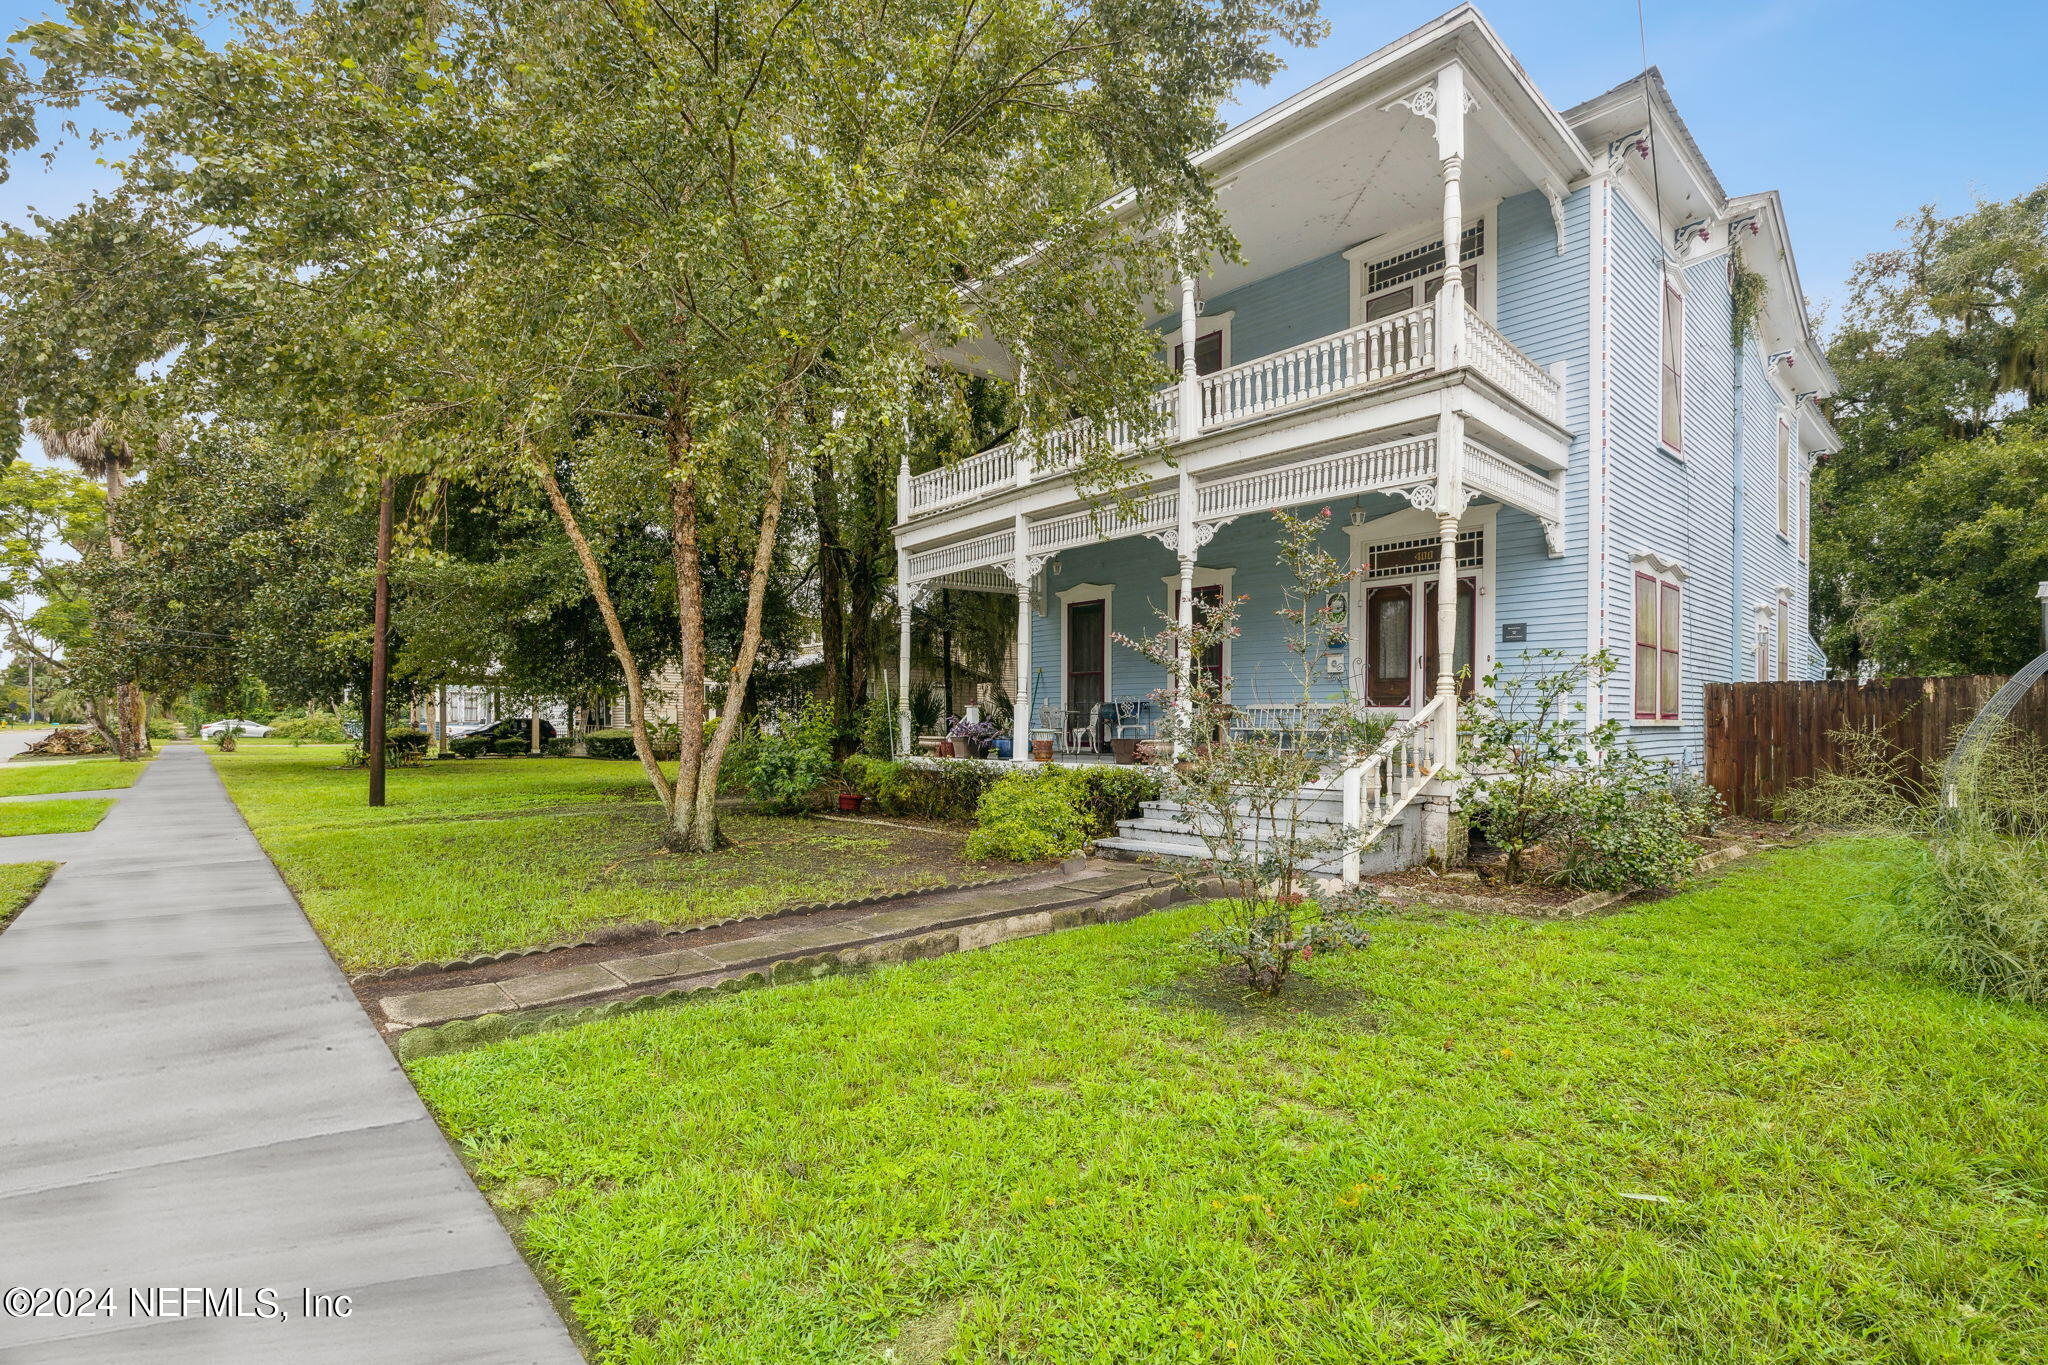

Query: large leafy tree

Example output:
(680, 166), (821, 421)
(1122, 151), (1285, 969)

(14, 0), (1321, 847)
(1818, 184), (2048, 674)
(0, 192), (210, 755)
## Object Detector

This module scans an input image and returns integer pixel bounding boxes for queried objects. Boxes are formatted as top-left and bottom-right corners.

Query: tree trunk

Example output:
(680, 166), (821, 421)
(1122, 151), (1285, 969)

(529, 447), (675, 810)
(368, 476), (393, 807)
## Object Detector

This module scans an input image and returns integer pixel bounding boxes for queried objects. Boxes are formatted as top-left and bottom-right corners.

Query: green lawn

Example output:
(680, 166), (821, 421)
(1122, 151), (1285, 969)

(0, 861), (57, 933)
(0, 798), (114, 836)
(0, 756), (150, 796)
(412, 838), (2048, 1364)
(212, 744), (1022, 972)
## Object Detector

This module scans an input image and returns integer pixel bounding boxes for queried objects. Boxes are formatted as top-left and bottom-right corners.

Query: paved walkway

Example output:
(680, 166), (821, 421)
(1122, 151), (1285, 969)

(0, 746), (583, 1363)
(371, 862), (1181, 1033)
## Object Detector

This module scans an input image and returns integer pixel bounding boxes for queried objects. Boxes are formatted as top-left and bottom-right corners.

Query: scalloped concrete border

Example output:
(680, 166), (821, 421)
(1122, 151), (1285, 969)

(350, 864), (1072, 984)
(393, 876), (1219, 1061)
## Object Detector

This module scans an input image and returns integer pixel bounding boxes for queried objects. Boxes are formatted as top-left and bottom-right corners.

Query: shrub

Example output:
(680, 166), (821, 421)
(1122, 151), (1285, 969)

(1550, 757), (1721, 892)
(450, 735), (491, 758)
(583, 728), (639, 761)
(966, 768), (1092, 862)
(385, 726), (430, 755)
(583, 726), (684, 761)
(743, 703), (836, 814)
(491, 737), (529, 756)
(842, 754), (1006, 821)
(1072, 766), (1160, 836)
(271, 712), (346, 745)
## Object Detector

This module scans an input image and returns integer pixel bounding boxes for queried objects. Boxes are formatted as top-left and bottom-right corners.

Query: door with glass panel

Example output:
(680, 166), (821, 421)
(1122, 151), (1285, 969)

(1364, 577), (1476, 710)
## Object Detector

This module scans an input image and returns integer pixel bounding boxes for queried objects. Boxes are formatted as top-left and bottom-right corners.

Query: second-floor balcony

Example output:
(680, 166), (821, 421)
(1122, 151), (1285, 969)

(904, 299), (1563, 520)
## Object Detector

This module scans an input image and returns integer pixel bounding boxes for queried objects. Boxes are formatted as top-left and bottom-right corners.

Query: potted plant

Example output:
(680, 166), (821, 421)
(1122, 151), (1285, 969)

(949, 716), (998, 759)
(837, 791), (868, 813)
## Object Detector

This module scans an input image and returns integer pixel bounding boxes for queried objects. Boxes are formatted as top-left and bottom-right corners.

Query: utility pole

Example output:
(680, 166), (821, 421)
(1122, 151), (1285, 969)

(368, 476), (394, 807)
(2037, 582), (2047, 651)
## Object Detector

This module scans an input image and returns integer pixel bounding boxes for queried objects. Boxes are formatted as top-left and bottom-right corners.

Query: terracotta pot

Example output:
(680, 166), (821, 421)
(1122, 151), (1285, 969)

(1030, 738), (1054, 762)
(1111, 737), (1141, 765)
(836, 792), (867, 813)
(936, 739), (955, 758)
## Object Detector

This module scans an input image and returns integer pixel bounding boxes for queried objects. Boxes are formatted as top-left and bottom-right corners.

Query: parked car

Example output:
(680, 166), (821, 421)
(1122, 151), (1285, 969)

(461, 717), (557, 744)
(200, 718), (273, 738)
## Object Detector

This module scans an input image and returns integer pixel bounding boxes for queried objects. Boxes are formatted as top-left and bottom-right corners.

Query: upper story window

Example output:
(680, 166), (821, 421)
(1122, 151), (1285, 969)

(1659, 282), (1684, 452)
(1776, 417), (1793, 538)
(1172, 330), (1225, 377)
(1359, 223), (1485, 322)
(1634, 562), (1684, 722)
(1799, 469), (1811, 560)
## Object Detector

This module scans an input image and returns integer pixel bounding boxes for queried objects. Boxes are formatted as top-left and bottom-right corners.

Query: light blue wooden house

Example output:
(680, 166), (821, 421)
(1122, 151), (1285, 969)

(889, 5), (1837, 873)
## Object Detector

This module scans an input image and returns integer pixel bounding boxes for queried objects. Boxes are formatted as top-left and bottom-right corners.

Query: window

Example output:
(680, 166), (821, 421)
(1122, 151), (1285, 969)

(1065, 599), (1106, 715)
(1634, 570), (1682, 721)
(1659, 283), (1684, 451)
(1357, 223), (1485, 322)
(1776, 597), (1791, 682)
(1799, 471), (1811, 561)
(1777, 418), (1792, 538)
(1171, 330), (1225, 377)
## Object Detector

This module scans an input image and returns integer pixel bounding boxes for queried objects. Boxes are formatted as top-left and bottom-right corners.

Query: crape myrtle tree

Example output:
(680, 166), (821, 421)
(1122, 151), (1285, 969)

(1818, 183), (2048, 674)
(15, 0), (1324, 849)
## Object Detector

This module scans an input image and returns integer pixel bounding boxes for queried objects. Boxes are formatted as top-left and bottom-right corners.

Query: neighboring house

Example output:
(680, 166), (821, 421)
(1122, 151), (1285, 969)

(889, 5), (1837, 870)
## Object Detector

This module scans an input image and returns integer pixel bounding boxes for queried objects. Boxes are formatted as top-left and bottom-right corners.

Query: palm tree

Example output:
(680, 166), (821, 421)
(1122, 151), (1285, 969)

(28, 416), (148, 758)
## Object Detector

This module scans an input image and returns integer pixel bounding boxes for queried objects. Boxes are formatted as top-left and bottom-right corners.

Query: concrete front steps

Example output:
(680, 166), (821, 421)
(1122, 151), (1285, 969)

(1097, 793), (1429, 875)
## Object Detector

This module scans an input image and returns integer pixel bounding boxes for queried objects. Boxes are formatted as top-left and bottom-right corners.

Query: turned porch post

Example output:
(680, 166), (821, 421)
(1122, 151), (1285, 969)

(1433, 408), (1465, 773)
(1173, 469), (1198, 757)
(1012, 514), (1034, 763)
(896, 555), (914, 760)
(1177, 216), (1202, 437)
(1427, 62), (1469, 369)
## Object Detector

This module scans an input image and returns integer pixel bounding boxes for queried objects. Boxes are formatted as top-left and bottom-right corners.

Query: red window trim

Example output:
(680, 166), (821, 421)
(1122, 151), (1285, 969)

(1634, 571), (1682, 721)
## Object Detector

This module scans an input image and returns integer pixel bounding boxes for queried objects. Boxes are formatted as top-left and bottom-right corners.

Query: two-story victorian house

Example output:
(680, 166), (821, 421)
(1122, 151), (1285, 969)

(889, 5), (1838, 874)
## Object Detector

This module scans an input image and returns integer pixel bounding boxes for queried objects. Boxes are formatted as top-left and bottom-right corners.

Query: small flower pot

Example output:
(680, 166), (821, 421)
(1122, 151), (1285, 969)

(836, 792), (867, 813)
(1030, 738), (1054, 762)
(936, 740), (955, 758)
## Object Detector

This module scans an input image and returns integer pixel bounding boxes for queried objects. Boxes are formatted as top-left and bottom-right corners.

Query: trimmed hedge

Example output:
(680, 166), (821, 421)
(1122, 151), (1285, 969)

(385, 726), (430, 754)
(842, 755), (1157, 831)
(584, 728), (682, 761)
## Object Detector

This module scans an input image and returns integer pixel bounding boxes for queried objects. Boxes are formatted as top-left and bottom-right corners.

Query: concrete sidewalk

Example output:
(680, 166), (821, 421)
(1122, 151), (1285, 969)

(0, 745), (583, 1363)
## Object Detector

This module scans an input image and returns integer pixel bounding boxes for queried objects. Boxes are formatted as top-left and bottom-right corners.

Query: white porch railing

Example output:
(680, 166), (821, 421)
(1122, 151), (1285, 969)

(1338, 693), (1453, 884)
(905, 526), (1015, 582)
(907, 443), (1017, 515)
(1196, 434), (1436, 522)
(1463, 439), (1562, 521)
(1464, 305), (1562, 421)
(1199, 304), (1435, 428)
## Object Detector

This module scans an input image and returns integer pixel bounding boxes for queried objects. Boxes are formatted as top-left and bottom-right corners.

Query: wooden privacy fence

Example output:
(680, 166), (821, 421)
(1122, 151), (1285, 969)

(1703, 675), (2048, 819)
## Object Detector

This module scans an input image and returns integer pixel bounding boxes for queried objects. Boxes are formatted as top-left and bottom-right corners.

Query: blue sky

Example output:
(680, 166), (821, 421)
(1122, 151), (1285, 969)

(3, 0), (2044, 320)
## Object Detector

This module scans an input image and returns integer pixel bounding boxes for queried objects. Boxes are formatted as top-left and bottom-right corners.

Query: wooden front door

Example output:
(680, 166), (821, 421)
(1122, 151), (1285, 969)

(1366, 577), (1477, 708)
(1365, 584), (1414, 707)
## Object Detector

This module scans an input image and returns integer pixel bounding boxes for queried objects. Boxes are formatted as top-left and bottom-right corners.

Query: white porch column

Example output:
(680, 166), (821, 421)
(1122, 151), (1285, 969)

(1014, 578), (1033, 763)
(1433, 406), (1466, 774)
(1173, 468), (1198, 756)
(1431, 63), (1468, 368)
(1177, 220), (1202, 437)
(896, 550), (914, 759)
(1011, 513), (1035, 763)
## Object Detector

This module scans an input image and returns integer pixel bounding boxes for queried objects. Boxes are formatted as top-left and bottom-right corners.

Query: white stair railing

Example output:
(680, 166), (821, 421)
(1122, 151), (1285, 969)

(1338, 693), (1454, 884)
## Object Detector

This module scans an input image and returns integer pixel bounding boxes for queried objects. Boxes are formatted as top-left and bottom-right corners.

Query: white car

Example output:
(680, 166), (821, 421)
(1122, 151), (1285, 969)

(200, 718), (273, 738)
